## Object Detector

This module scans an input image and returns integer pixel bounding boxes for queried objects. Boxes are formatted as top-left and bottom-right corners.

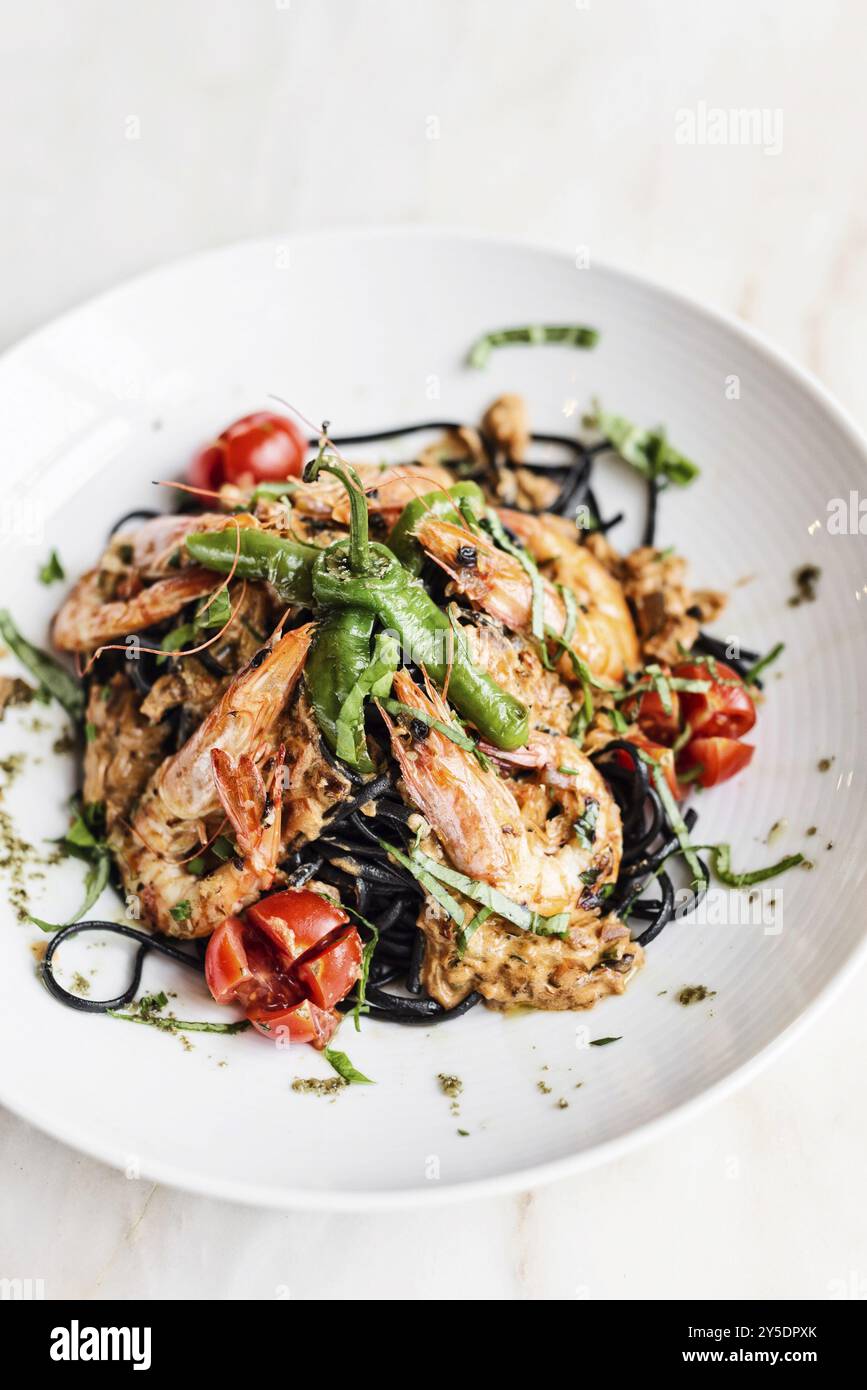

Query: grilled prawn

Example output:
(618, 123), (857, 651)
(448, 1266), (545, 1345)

(414, 515), (637, 682)
(111, 623), (312, 937)
(383, 671), (621, 916)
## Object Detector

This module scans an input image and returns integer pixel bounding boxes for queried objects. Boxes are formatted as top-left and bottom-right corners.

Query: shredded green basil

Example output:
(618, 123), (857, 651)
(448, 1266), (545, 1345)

(637, 749), (707, 892)
(38, 549), (65, 585)
(0, 610), (84, 719)
(383, 699), (476, 752)
(484, 508), (546, 642)
(457, 905), (492, 957)
(742, 641), (784, 686)
(585, 406), (699, 487)
(382, 841), (467, 927)
(382, 839), (569, 939)
(574, 797), (599, 850)
(468, 324), (599, 369)
(324, 1047), (374, 1084)
(109, 1010), (250, 1035)
(159, 589), (231, 662)
(29, 853), (110, 933)
(557, 583), (579, 645)
(710, 843), (804, 887)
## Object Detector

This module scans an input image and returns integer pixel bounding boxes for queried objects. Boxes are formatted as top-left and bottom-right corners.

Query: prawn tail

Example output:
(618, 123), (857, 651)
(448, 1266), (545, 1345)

(211, 743), (285, 878)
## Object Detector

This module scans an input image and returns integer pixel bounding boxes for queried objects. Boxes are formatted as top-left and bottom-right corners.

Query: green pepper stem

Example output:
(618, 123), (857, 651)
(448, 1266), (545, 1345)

(305, 451), (370, 574)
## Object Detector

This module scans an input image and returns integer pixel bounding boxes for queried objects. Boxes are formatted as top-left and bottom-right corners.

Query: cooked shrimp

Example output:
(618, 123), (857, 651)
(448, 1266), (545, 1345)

(111, 623), (312, 937)
(52, 568), (217, 653)
(414, 515), (631, 682)
(117, 511), (257, 578)
(114, 745), (286, 938)
(156, 622), (313, 820)
(497, 508), (640, 673)
(384, 671), (621, 917)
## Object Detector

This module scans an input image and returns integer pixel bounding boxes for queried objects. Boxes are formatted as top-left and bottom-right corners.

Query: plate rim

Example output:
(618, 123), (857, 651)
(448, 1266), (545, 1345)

(2, 224), (867, 1210)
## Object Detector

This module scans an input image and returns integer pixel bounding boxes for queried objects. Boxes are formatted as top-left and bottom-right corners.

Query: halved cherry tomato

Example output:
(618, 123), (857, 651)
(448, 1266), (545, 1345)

(206, 914), (306, 1015)
(614, 733), (682, 799)
(672, 661), (756, 740)
(248, 889), (362, 1011)
(622, 683), (681, 745)
(249, 999), (340, 1049)
(678, 736), (754, 788)
(189, 411), (307, 491)
(205, 890), (362, 1049)
(205, 915), (251, 1005)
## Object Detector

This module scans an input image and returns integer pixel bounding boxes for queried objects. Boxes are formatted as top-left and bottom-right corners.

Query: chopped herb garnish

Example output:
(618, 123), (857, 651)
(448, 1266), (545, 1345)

(438, 1073), (463, 1099)
(323, 1047), (373, 1085)
(383, 699), (477, 752)
(0, 610), (83, 719)
(589, 1036), (621, 1047)
(29, 853), (110, 933)
(38, 549), (65, 585)
(169, 900), (192, 923)
(742, 641), (784, 685)
(382, 838), (569, 939)
(109, 1009), (250, 1035)
(788, 564), (820, 607)
(29, 806), (111, 932)
(291, 1076), (347, 1097)
(484, 508), (546, 642)
(710, 843), (804, 888)
(637, 749), (707, 891)
(677, 985), (716, 1006)
(584, 405), (699, 487)
(468, 323), (598, 369)
(457, 904), (492, 957)
(574, 797), (599, 850)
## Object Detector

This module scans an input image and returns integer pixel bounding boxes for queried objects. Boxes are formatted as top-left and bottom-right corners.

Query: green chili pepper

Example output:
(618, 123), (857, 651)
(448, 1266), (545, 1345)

(305, 607), (376, 768)
(184, 527), (318, 605)
(303, 453), (528, 752)
(387, 482), (485, 575)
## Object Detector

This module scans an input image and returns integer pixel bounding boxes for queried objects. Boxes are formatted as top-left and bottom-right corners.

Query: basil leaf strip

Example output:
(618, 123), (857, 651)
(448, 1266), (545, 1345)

(0, 609), (83, 719)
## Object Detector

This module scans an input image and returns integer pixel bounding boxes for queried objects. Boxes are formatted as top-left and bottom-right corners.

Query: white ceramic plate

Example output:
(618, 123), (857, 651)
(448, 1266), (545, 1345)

(0, 230), (864, 1209)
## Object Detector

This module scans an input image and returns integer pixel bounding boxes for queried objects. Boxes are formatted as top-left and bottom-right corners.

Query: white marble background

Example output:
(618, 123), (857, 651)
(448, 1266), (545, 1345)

(2, 0), (866, 1300)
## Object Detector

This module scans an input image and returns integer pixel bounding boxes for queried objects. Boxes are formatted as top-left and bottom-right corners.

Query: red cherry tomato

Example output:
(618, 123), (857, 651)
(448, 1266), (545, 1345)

(189, 412), (307, 492)
(205, 915), (251, 1005)
(622, 683), (681, 745)
(615, 734), (683, 799)
(249, 1000), (340, 1049)
(678, 736), (754, 788)
(248, 889), (362, 1011)
(205, 890), (362, 1049)
(672, 661), (756, 740)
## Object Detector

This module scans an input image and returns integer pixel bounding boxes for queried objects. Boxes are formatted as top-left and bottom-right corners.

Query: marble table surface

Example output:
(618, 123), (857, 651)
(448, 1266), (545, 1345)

(1, 0), (865, 1299)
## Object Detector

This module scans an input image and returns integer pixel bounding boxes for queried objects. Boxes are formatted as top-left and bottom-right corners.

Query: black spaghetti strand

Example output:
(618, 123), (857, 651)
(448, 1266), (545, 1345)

(642, 478), (660, 547)
(108, 508), (161, 537)
(41, 920), (203, 1014)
